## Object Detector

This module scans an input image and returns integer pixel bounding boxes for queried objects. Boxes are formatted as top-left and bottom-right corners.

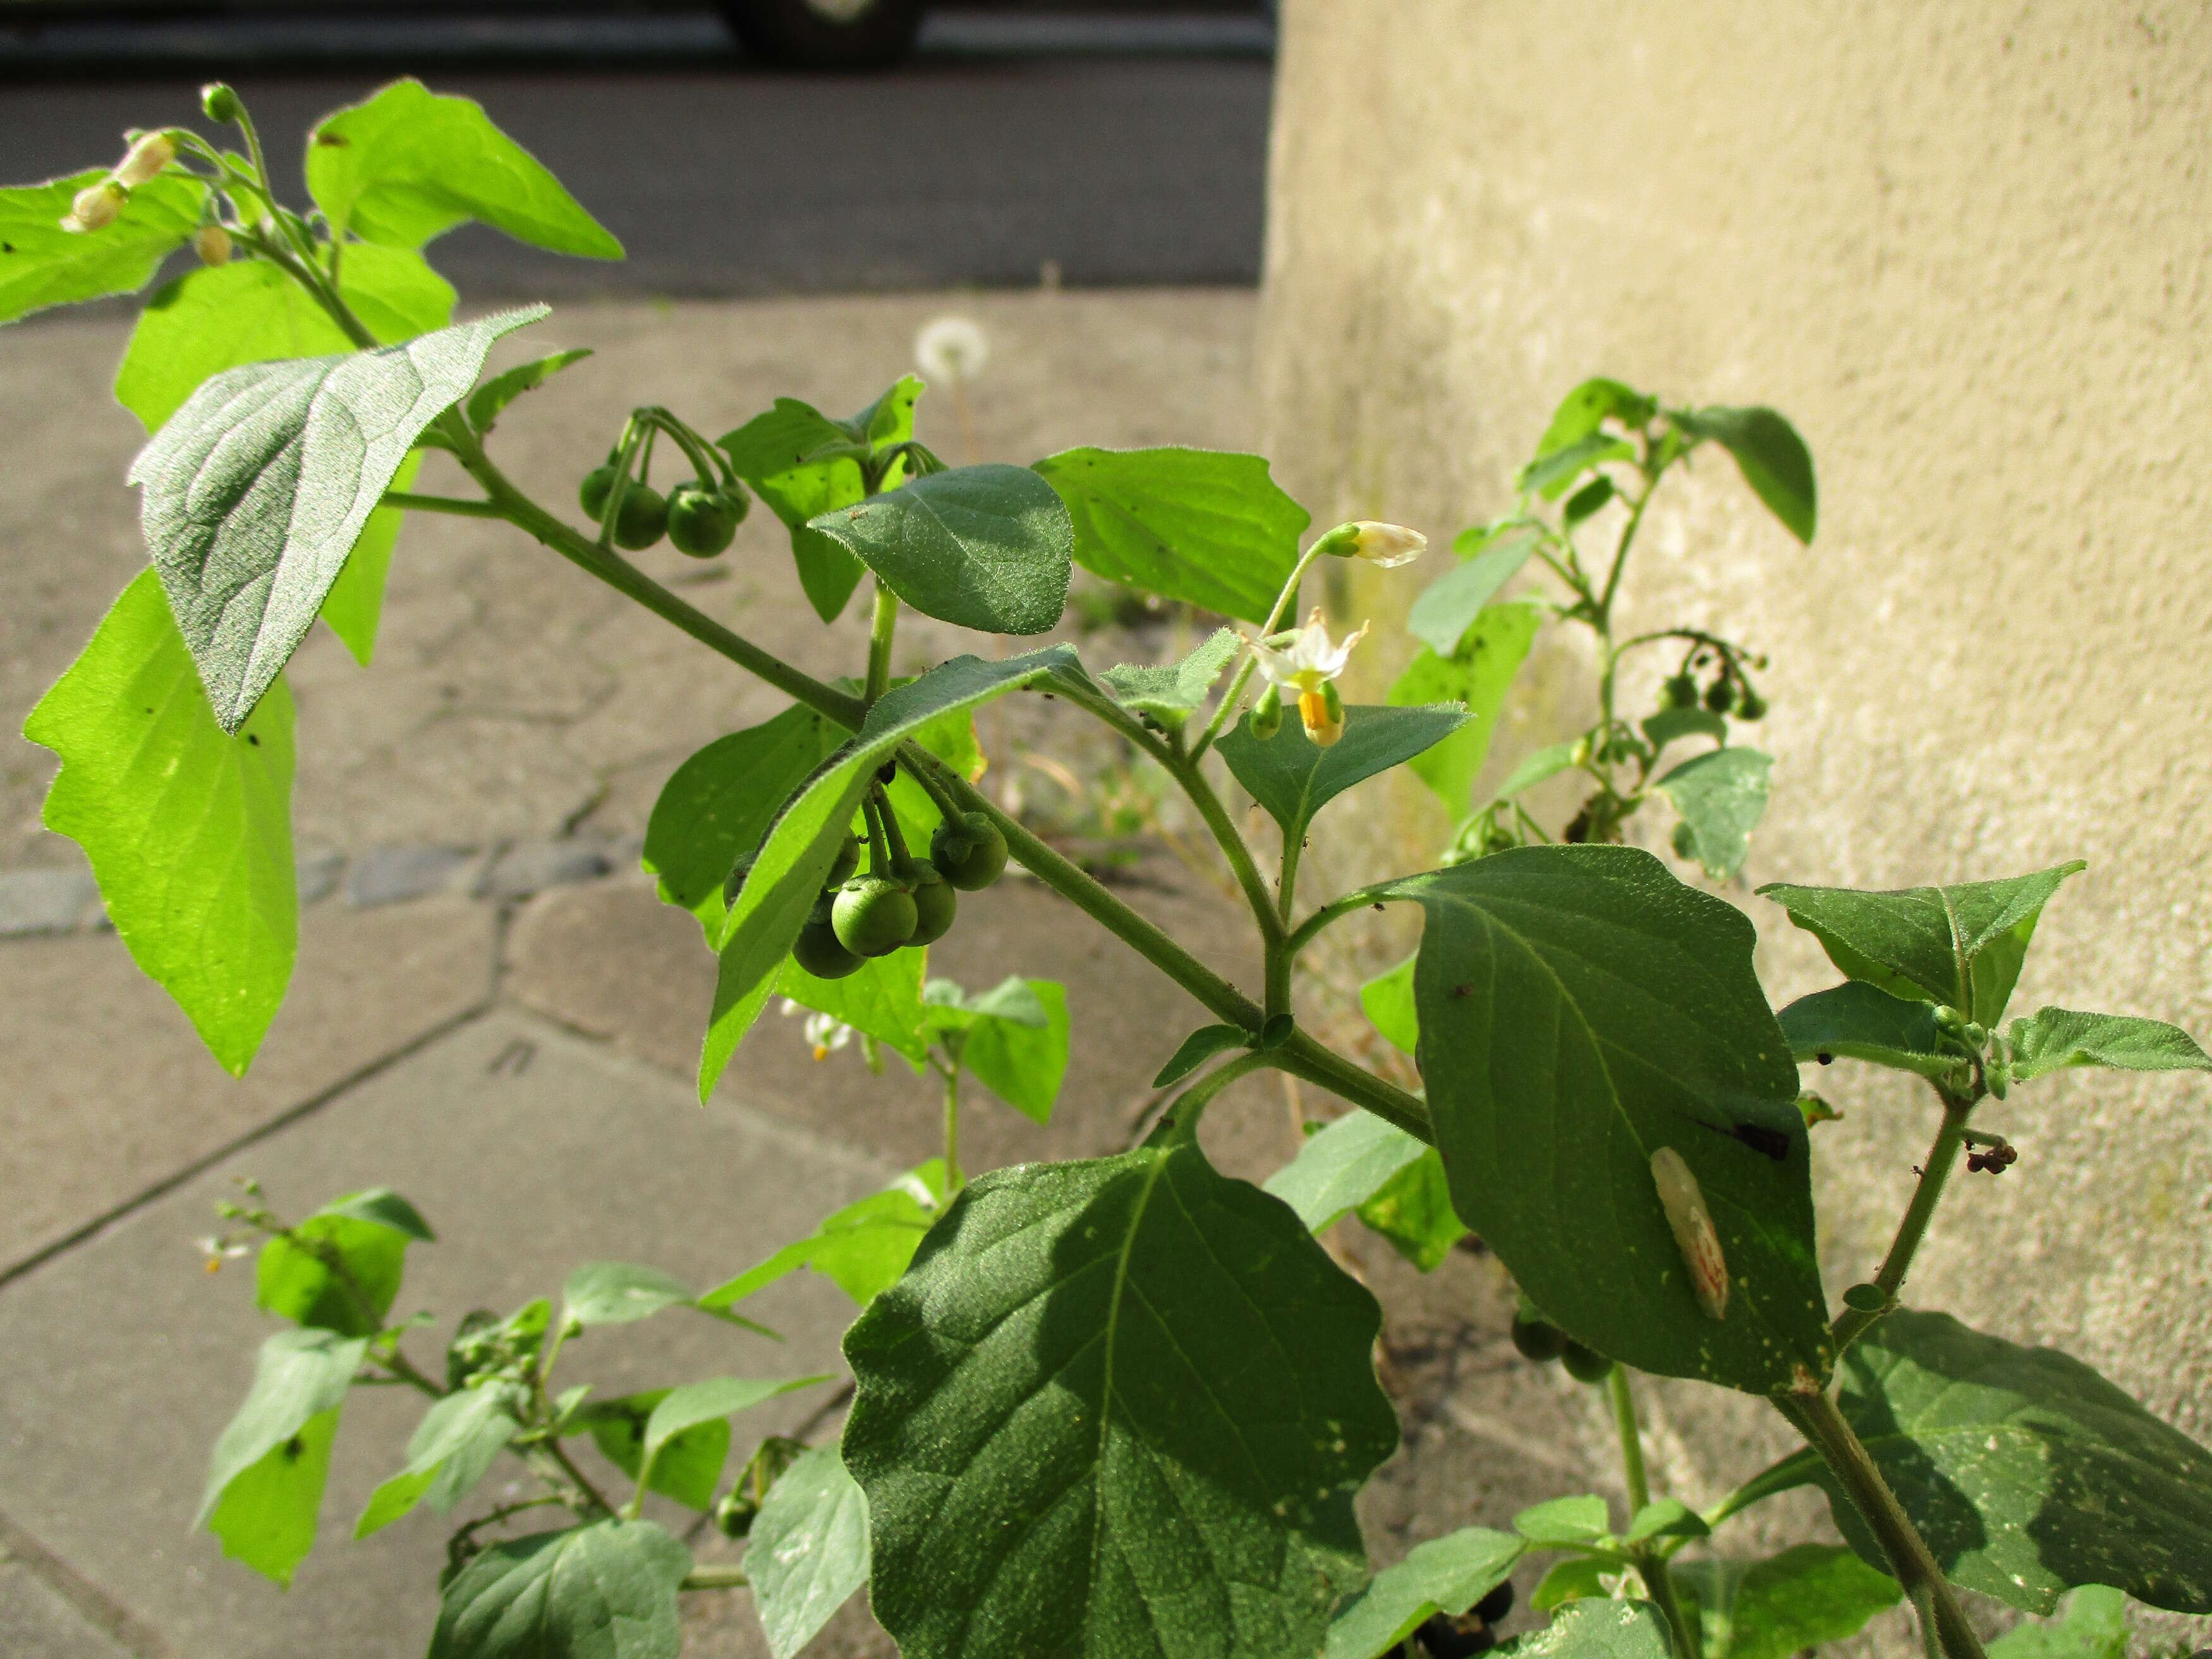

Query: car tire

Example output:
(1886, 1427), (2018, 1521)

(722, 0), (927, 70)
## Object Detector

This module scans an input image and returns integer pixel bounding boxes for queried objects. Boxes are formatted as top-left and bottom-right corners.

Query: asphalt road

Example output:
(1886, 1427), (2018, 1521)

(0, 17), (1273, 295)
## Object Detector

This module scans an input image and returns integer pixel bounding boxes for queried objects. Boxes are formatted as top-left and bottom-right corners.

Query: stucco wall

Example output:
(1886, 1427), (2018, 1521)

(1260, 0), (2212, 1586)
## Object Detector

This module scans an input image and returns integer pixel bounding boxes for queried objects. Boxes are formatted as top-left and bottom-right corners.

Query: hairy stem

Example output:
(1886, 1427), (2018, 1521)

(865, 583), (899, 706)
(382, 490), (507, 519)
(1830, 1089), (1975, 1352)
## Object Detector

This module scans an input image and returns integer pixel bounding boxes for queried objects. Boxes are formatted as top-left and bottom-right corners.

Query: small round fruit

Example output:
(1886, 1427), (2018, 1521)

(667, 483), (743, 558)
(1660, 672), (1698, 710)
(791, 916), (861, 980)
(905, 863), (957, 947)
(832, 877), (918, 958)
(614, 482), (669, 550)
(930, 812), (1009, 890)
(579, 465), (619, 521)
(1703, 675), (1737, 714)
(825, 831), (861, 889)
(1735, 688), (1768, 721)
(1473, 1580), (1514, 1626)
(1509, 1314), (1570, 1363)
(1560, 1340), (1614, 1385)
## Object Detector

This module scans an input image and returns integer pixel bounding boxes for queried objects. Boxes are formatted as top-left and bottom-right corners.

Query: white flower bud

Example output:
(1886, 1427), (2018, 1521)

(1316, 520), (1428, 568)
(194, 224), (233, 267)
(61, 180), (126, 233)
(114, 131), (176, 188)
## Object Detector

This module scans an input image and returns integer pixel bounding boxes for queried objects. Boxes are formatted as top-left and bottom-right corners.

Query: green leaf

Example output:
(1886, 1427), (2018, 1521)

(0, 169), (204, 325)
(1359, 956), (1419, 1055)
(428, 1519), (690, 1659)
(1656, 747), (1771, 880)
(1096, 628), (1241, 729)
(1409, 538), (1538, 656)
(1754, 1310), (2212, 1613)
(2005, 1006), (2212, 1082)
(1498, 1600), (1674, 1659)
(1519, 432), (1634, 502)
(1153, 1023), (1248, 1088)
(749, 1442), (871, 1659)
(719, 395), (887, 624)
(1219, 703), (1470, 843)
(24, 571), (296, 1074)
(1390, 602), (1545, 813)
(356, 1381), (526, 1538)
(319, 450), (418, 665)
(1323, 1527), (1523, 1659)
(1623, 1499), (1707, 1544)
(1672, 1546), (1901, 1659)
(954, 978), (1069, 1124)
(842, 1140), (1399, 1659)
(1986, 1586), (2130, 1659)
(576, 1391), (724, 1512)
(702, 648), (1076, 1100)
(1263, 1109), (1426, 1234)
(1485, 739), (1579, 809)
(1776, 981), (1966, 1085)
(1513, 1495), (1611, 1547)
(1672, 406), (1816, 544)
(1356, 1150), (1467, 1272)
(1643, 708), (1728, 755)
(1031, 446), (1310, 624)
(1756, 863), (2087, 1026)
(701, 1163), (947, 1313)
(562, 1262), (696, 1328)
(1536, 379), (1657, 459)
(130, 304), (546, 731)
(1532, 1558), (1610, 1612)
(639, 1376), (829, 1500)
(198, 1328), (367, 1584)
(805, 465), (1074, 636)
(782, 947), (932, 1065)
(1373, 847), (1827, 1392)
(257, 1186), (433, 1337)
(307, 78), (622, 257)
(466, 347), (593, 434)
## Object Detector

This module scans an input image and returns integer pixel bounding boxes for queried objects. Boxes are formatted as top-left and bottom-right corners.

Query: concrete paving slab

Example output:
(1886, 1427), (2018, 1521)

(0, 1559), (132, 1659)
(0, 866), (98, 936)
(0, 897), (495, 1273)
(0, 1008), (894, 1659)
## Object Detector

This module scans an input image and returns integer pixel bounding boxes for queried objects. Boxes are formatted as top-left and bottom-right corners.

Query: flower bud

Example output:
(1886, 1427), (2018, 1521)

(194, 224), (233, 267)
(114, 132), (176, 188)
(61, 179), (126, 233)
(202, 82), (241, 123)
(1249, 684), (1283, 740)
(1313, 520), (1427, 568)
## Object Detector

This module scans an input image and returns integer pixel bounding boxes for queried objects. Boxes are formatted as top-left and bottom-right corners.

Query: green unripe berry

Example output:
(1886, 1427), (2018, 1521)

(825, 830), (861, 890)
(1510, 1313), (1570, 1363)
(202, 82), (241, 123)
(1560, 1340), (1614, 1384)
(1660, 673), (1698, 710)
(905, 862), (957, 947)
(1735, 687), (1768, 721)
(613, 482), (668, 550)
(930, 812), (1008, 890)
(1249, 685), (1283, 740)
(580, 465), (619, 521)
(666, 482), (743, 558)
(791, 916), (861, 980)
(1703, 676), (1737, 714)
(832, 877), (918, 958)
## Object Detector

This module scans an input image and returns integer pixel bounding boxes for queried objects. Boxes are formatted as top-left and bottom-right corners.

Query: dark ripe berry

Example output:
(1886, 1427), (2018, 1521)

(1510, 1313), (1570, 1363)
(1415, 1612), (1495, 1658)
(613, 482), (669, 550)
(1473, 1580), (1514, 1626)
(832, 876), (918, 958)
(1560, 1340), (1615, 1384)
(931, 811), (1009, 890)
(579, 465), (619, 520)
(1703, 675), (1737, 714)
(791, 916), (862, 980)
(905, 863), (957, 947)
(825, 830), (861, 889)
(722, 852), (755, 908)
(665, 483), (741, 558)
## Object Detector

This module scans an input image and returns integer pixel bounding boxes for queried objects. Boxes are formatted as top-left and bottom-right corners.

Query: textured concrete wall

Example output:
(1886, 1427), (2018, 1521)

(1260, 0), (2212, 1546)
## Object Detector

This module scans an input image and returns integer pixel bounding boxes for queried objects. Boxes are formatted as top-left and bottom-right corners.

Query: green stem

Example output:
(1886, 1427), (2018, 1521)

(1269, 1031), (1431, 1140)
(1608, 1369), (1699, 1659)
(382, 490), (506, 519)
(1191, 539), (1330, 758)
(1285, 882), (1394, 956)
(1784, 1390), (1986, 1659)
(544, 1437), (617, 1519)
(940, 1062), (964, 1191)
(865, 583), (900, 706)
(1831, 1089), (1976, 1352)
(681, 1565), (751, 1591)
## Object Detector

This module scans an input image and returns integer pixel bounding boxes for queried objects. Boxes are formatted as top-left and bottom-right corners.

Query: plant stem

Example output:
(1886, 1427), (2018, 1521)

(1269, 1030), (1431, 1140)
(1191, 538), (1329, 758)
(1608, 1368), (1700, 1659)
(940, 1061), (964, 1192)
(542, 1438), (617, 1519)
(865, 583), (899, 707)
(382, 490), (507, 519)
(681, 1565), (751, 1591)
(1783, 1389), (1986, 1659)
(1830, 1089), (1975, 1352)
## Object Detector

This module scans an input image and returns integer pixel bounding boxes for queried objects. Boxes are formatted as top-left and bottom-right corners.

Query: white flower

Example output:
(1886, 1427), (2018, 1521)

(915, 315), (989, 384)
(1342, 521), (1427, 567)
(1247, 607), (1367, 748)
(114, 132), (176, 188)
(61, 180), (125, 233)
(781, 999), (853, 1062)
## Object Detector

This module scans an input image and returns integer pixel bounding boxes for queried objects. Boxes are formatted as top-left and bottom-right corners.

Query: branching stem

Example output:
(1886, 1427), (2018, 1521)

(1830, 1088), (1976, 1352)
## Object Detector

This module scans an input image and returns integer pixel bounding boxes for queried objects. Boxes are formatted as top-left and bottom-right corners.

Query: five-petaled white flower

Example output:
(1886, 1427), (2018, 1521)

(1248, 607), (1368, 748)
(915, 315), (989, 384)
(781, 999), (854, 1062)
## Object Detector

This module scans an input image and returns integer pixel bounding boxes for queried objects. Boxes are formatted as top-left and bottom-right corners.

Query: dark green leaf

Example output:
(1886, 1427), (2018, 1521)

(428, 1519), (690, 1659)
(842, 1141), (1399, 1659)
(1032, 446), (1309, 624)
(257, 1186), (432, 1336)
(805, 465), (1073, 636)
(0, 170), (204, 325)
(1359, 956), (1418, 1055)
(1097, 628), (1240, 729)
(1220, 703), (1470, 843)
(639, 1376), (829, 1502)
(1409, 540), (1538, 655)
(466, 347), (593, 433)
(1672, 406), (1816, 544)
(1657, 747), (1771, 880)
(24, 571), (296, 1074)
(1262, 1109), (1427, 1234)
(702, 648), (1075, 1100)
(1373, 847), (1828, 1392)
(1563, 476), (1616, 528)
(308, 78), (623, 257)
(1536, 379), (1657, 459)
(562, 1262), (695, 1328)
(198, 1328), (367, 1584)
(1642, 708), (1728, 755)
(130, 305), (546, 731)
(1498, 1601), (1674, 1659)
(1356, 1150), (1468, 1272)
(1153, 1023), (1248, 1088)
(749, 1443), (871, 1659)
(1986, 1586), (2129, 1659)
(1754, 1310), (2212, 1613)
(1672, 1545), (1901, 1659)
(956, 978), (1069, 1124)
(1519, 433), (1634, 502)
(1513, 1495), (1610, 1546)
(1777, 981), (1967, 1085)
(356, 1381), (526, 1538)
(1390, 602), (1544, 813)
(576, 1390), (724, 1512)
(1756, 864), (2086, 1025)
(1324, 1528), (1523, 1659)
(719, 398), (873, 623)
(2005, 1006), (2212, 1083)
(701, 1163), (947, 1313)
